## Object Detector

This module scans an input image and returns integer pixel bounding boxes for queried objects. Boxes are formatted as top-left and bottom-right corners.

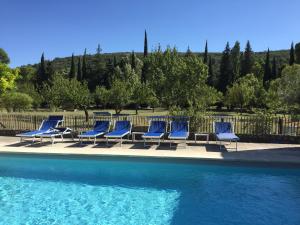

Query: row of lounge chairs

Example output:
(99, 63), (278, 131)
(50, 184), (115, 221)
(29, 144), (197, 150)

(16, 115), (239, 150)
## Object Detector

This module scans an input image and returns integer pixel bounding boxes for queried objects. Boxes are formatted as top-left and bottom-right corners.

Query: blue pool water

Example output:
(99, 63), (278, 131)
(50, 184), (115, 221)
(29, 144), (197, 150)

(0, 155), (300, 225)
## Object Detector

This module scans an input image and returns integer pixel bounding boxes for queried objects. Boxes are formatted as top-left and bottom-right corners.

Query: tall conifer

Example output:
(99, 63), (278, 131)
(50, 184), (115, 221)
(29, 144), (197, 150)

(82, 49), (87, 80)
(241, 41), (254, 76)
(203, 40), (208, 64)
(263, 49), (272, 87)
(69, 54), (76, 79)
(218, 42), (232, 93)
(271, 56), (277, 79)
(131, 51), (136, 69)
(77, 57), (82, 81)
(289, 42), (295, 65)
(144, 30), (148, 57)
(37, 53), (47, 87)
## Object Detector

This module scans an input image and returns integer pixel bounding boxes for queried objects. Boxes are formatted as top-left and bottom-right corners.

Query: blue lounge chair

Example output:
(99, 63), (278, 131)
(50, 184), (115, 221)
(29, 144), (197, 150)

(77, 120), (110, 145)
(214, 122), (239, 151)
(104, 120), (132, 146)
(142, 120), (167, 147)
(168, 120), (189, 148)
(16, 116), (63, 143)
(39, 127), (73, 145)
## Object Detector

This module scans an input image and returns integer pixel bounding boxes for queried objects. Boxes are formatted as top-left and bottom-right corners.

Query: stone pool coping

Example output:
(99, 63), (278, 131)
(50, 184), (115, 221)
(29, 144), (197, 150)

(0, 136), (300, 165)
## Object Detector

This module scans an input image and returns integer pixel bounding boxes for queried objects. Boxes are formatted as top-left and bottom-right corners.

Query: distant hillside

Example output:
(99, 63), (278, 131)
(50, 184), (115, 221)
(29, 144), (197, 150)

(22, 49), (290, 76)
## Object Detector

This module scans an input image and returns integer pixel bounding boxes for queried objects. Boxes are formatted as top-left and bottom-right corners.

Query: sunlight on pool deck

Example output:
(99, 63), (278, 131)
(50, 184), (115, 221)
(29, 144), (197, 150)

(0, 136), (299, 164)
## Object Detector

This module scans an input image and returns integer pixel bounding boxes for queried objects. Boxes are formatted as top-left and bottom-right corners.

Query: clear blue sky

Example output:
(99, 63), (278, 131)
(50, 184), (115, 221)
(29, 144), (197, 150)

(1, 0), (300, 67)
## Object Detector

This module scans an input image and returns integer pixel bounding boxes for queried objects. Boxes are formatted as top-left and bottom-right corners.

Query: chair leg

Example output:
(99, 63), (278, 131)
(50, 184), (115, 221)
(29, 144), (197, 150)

(61, 134), (63, 142)
(106, 138), (109, 146)
(120, 138), (122, 147)
(94, 137), (96, 145)
(236, 141), (238, 151)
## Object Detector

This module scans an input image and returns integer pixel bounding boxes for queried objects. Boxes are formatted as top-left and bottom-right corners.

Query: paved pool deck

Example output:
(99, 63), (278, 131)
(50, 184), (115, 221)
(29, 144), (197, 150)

(0, 136), (300, 164)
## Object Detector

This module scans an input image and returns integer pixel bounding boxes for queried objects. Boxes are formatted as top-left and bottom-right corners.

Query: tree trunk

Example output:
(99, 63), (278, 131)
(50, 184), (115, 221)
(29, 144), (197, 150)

(83, 106), (89, 122)
(135, 104), (138, 115)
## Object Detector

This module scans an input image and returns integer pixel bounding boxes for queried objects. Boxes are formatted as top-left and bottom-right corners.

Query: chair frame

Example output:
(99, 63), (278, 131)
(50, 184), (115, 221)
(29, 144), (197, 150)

(142, 120), (167, 147)
(213, 121), (238, 151)
(168, 120), (190, 148)
(105, 120), (132, 147)
(78, 121), (111, 145)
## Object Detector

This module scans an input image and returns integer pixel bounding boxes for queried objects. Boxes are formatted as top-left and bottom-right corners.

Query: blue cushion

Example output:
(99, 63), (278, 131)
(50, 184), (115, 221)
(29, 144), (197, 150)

(148, 121), (166, 133)
(143, 132), (164, 138)
(115, 120), (131, 131)
(17, 130), (47, 137)
(215, 122), (232, 134)
(169, 131), (189, 139)
(216, 133), (239, 141)
(94, 121), (110, 132)
(78, 130), (105, 137)
(171, 121), (188, 132)
(105, 130), (130, 138)
(17, 119), (58, 137)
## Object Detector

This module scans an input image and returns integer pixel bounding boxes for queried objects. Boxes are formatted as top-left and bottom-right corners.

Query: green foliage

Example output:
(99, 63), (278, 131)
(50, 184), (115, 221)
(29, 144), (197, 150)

(263, 49), (272, 87)
(0, 48), (10, 64)
(0, 63), (19, 95)
(218, 42), (232, 93)
(109, 79), (131, 114)
(267, 65), (300, 113)
(132, 83), (158, 114)
(147, 48), (220, 110)
(241, 41), (254, 76)
(42, 74), (91, 111)
(1, 92), (33, 112)
(231, 41), (241, 82)
(17, 82), (42, 109)
(93, 86), (110, 108)
(226, 74), (266, 111)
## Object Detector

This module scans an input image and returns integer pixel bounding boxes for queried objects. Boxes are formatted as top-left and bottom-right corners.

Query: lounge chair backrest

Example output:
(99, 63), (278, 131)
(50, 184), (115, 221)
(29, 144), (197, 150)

(94, 121), (110, 132)
(148, 120), (166, 133)
(115, 120), (131, 132)
(39, 120), (59, 131)
(170, 121), (188, 133)
(48, 115), (64, 126)
(215, 122), (232, 134)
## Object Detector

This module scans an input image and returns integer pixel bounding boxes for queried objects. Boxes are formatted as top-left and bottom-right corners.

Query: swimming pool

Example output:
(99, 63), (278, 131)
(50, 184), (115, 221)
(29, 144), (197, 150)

(0, 154), (300, 225)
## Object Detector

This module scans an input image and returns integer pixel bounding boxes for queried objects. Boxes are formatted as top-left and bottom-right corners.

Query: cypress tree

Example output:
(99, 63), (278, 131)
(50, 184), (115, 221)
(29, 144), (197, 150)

(185, 46), (193, 57)
(77, 57), (82, 81)
(82, 49), (87, 80)
(289, 42), (295, 65)
(113, 55), (118, 67)
(144, 30), (148, 57)
(203, 40), (208, 64)
(295, 42), (300, 64)
(230, 41), (241, 82)
(241, 41), (254, 76)
(218, 42), (232, 93)
(207, 56), (215, 87)
(46, 61), (55, 82)
(96, 44), (102, 56)
(37, 53), (47, 87)
(263, 49), (272, 87)
(131, 51), (136, 69)
(271, 56), (277, 79)
(69, 54), (76, 79)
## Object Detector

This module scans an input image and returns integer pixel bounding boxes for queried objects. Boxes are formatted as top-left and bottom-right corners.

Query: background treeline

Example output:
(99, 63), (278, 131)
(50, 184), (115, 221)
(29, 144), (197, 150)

(0, 32), (300, 116)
